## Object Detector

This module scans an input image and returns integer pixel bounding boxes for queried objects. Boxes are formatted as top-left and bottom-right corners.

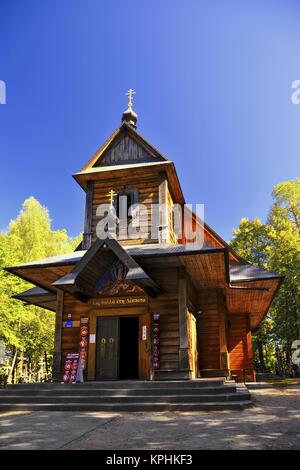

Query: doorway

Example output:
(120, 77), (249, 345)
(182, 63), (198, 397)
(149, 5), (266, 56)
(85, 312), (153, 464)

(119, 317), (139, 379)
(95, 316), (139, 380)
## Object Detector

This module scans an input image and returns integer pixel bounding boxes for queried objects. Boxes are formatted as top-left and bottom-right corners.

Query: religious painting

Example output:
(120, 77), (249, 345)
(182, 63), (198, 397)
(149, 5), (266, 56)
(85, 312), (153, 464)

(95, 258), (144, 296)
(98, 279), (144, 296)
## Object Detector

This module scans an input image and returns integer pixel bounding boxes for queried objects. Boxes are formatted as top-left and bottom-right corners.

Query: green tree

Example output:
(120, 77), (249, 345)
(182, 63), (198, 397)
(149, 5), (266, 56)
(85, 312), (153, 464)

(268, 180), (300, 372)
(230, 218), (275, 371)
(0, 197), (81, 382)
(230, 179), (300, 375)
(230, 218), (275, 267)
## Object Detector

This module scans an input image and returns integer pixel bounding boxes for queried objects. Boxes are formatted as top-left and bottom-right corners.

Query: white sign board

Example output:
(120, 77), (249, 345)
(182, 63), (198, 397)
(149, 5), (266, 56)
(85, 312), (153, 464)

(89, 334), (96, 344)
(142, 325), (147, 341)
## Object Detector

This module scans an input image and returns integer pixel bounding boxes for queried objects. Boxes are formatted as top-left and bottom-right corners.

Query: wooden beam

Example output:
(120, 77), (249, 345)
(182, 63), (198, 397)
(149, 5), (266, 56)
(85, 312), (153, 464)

(217, 289), (229, 370)
(52, 289), (64, 380)
(187, 278), (198, 312)
(178, 267), (190, 370)
(87, 313), (97, 381)
(82, 180), (94, 250)
(158, 177), (169, 243)
(245, 313), (254, 368)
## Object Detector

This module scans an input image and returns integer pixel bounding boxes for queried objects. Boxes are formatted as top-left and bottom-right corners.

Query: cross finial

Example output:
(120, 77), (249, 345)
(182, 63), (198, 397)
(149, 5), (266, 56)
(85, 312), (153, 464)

(126, 88), (136, 108)
(106, 189), (118, 207)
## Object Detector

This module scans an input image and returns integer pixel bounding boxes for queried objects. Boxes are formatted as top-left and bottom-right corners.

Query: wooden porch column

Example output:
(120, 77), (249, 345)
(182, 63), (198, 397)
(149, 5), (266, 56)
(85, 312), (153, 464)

(244, 313), (256, 381)
(82, 180), (94, 250)
(52, 289), (64, 381)
(217, 290), (229, 371)
(178, 267), (190, 370)
(87, 313), (97, 381)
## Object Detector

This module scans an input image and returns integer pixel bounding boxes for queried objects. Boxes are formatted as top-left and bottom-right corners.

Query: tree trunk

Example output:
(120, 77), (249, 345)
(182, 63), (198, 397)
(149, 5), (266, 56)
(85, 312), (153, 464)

(258, 341), (266, 371)
(276, 348), (283, 375)
(8, 348), (18, 384)
(44, 351), (49, 377)
(286, 344), (292, 376)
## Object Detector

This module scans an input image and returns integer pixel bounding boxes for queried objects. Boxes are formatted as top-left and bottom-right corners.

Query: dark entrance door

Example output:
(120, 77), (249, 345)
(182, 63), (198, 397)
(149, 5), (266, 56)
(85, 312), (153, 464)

(96, 317), (119, 380)
(119, 317), (139, 379)
(96, 316), (139, 380)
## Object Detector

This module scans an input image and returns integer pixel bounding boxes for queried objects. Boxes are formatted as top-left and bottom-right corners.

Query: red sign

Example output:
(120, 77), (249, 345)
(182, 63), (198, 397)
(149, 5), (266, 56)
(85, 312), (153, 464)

(152, 313), (160, 370)
(62, 353), (80, 383)
(79, 317), (89, 371)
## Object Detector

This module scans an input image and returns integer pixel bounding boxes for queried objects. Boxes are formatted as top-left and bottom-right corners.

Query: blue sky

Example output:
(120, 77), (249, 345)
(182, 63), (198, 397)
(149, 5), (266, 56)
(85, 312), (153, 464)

(0, 0), (299, 242)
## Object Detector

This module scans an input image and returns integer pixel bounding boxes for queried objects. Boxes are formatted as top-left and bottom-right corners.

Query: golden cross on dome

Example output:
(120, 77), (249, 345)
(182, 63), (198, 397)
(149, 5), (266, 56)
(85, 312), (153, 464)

(126, 88), (136, 107)
(106, 189), (117, 206)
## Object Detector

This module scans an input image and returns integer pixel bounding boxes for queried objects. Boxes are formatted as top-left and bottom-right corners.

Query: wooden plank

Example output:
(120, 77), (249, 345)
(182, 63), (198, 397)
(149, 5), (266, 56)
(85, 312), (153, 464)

(197, 288), (220, 370)
(218, 290), (229, 370)
(139, 312), (152, 380)
(87, 314), (96, 380)
(52, 290), (64, 380)
(178, 267), (189, 370)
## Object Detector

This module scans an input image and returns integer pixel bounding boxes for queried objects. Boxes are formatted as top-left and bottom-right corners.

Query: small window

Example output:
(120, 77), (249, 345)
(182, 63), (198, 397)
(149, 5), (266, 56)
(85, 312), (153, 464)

(114, 189), (138, 219)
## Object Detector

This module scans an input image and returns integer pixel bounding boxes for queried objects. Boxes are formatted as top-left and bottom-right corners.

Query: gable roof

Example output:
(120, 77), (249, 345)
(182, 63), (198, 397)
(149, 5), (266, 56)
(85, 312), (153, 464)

(52, 237), (162, 299)
(73, 121), (185, 203)
(81, 121), (170, 172)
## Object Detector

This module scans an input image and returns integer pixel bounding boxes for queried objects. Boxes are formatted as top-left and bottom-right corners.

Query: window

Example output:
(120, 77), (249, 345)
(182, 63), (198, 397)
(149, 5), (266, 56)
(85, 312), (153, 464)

(114, 189), (139, 220)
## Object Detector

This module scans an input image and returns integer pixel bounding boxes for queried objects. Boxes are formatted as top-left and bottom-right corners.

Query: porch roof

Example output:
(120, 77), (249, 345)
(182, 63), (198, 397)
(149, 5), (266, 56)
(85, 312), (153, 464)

(7, 242), (283, 330)
(6, 243), (282, 283)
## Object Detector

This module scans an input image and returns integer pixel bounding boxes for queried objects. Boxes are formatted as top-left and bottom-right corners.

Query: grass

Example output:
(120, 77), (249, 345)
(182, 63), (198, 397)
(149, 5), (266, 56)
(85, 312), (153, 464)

(264, 378), (300, 387)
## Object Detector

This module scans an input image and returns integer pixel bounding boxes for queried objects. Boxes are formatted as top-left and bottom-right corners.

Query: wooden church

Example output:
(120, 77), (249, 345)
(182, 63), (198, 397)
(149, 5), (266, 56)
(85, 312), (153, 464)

(6, 93), (283, 383)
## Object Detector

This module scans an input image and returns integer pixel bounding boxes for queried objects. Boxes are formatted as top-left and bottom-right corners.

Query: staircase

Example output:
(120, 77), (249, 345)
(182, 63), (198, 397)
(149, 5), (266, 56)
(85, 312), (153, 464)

(0, 379), (251, 412)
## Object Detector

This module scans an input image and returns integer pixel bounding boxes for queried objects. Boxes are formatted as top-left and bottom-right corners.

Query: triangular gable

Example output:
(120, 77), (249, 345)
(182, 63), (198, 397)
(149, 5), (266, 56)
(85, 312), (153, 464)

(53, 236), (162, 299)
(95, 134), (163, 167)
(81, 122), (169, 171)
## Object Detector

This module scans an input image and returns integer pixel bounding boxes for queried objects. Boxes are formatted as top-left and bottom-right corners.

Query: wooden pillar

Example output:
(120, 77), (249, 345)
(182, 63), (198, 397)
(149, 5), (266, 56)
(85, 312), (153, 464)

(87, 313), (97, 381)
(178, 267), (190, 370)
(158, 178), (169, 243)
(82, 180), (94, 250)
(52, 289), (64, 381)
(245, 313), (253, 364)
(217, 290), (229, 371)
(244, 313), (255, 381)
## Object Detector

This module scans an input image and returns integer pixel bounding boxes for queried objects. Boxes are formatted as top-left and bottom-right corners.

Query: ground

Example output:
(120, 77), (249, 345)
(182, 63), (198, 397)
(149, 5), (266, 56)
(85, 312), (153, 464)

(0, 383), (299, 450)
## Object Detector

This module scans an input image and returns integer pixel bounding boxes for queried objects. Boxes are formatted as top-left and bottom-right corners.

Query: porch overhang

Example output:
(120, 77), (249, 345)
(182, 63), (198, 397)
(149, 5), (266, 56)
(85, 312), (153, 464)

(7, 243), (283, 330)
(13, 287), (56, 312)
(52, 237), (162, 299)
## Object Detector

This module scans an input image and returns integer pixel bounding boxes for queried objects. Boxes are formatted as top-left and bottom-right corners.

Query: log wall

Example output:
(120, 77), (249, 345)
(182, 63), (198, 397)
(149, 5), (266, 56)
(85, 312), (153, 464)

(197, 289), (221, 370)
(227, 313), (255, 381)
(91, 173), (162, 245)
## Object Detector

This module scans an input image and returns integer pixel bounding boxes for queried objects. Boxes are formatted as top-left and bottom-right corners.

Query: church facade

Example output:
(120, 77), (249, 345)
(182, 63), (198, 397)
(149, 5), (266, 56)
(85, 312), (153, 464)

(6, 98), (283, 382)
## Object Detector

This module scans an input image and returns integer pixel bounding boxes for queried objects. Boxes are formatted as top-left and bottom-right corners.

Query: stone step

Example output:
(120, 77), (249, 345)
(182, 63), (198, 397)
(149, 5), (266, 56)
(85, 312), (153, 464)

(0, 385), (237, 396)
(6, 379), (226, 390)
(200, 369), (230, 378)
(0, 380), (251, 411)
(154, 370), (191, 380)
(0, 400), (252, 412)
(0, 392), (249, 404)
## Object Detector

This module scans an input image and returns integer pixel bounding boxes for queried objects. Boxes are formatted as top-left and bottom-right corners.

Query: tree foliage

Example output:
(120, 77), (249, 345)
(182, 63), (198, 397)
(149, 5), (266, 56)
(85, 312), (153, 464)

(0, 197), (81, 380)
(230, 179), (300, 374)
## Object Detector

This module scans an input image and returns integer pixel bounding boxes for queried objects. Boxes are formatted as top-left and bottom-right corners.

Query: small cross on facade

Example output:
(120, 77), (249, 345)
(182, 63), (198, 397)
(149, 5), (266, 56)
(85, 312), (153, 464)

(126, 88), (136, 107)
(106, 189), (118, 206)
